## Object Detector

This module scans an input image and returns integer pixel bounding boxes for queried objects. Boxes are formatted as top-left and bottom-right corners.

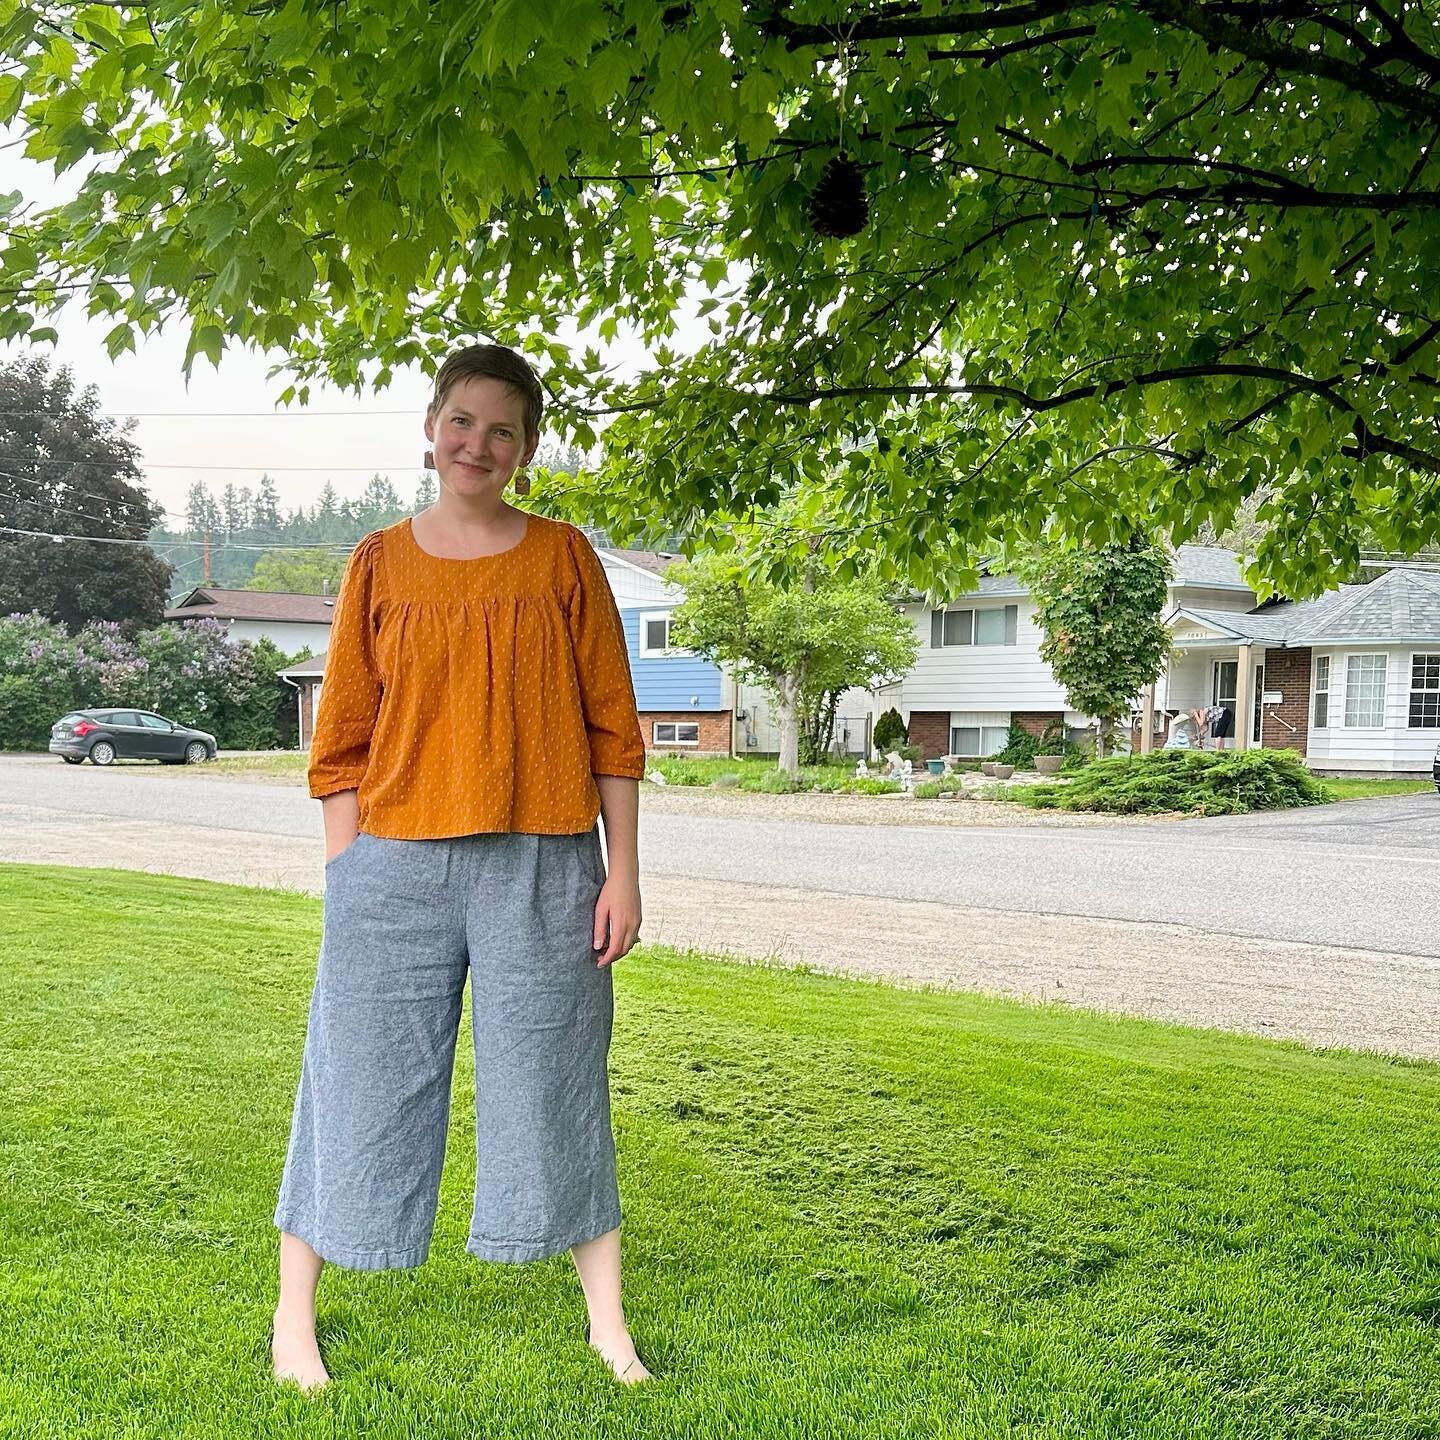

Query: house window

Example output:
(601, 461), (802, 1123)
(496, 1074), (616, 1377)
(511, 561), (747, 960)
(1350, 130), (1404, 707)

(943, 609), (973, 646)
(949, 724), (1009, 757)
(1312, 656), (1329, 729)
(1409, 654), (1440, 728)
(931, 604), (1017, 647)
(639, 612), (688, 657)
(653, 721), (699, 745)
(1343, 653), (1387, 727)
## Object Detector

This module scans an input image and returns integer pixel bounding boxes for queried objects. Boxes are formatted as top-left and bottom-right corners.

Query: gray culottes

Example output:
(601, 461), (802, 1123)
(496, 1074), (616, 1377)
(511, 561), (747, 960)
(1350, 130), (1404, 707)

(274, 825), (620, 1269)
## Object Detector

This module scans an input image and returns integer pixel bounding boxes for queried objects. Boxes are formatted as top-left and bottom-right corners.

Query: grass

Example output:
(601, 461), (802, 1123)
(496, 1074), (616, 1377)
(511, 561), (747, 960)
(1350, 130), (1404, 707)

(1321, 777), (1435, 801)
(8, 866), (1440, 1438)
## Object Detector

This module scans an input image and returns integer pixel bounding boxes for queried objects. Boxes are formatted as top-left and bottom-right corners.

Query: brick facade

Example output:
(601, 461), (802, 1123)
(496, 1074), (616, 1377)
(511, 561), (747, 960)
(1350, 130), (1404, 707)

(905, 710), (950, 760)
(1258, 646), (1311, 756)
(1012, 710), (1065, 739)
(298, 682), (317, 746)
(642, 709), (733, 758)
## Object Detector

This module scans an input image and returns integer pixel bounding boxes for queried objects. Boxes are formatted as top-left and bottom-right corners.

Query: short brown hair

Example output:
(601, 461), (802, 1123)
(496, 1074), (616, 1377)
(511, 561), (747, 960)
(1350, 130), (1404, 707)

(428, 344), (544, 442)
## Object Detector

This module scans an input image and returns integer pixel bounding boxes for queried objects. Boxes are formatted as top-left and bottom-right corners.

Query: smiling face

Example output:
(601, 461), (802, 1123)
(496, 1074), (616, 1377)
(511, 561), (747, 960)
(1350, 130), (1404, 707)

(423, 375), (539, 501)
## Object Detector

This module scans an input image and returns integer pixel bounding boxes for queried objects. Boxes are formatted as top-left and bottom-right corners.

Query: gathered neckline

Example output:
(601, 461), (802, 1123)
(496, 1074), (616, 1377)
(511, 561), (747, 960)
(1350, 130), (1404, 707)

(402, 513), (535, 562)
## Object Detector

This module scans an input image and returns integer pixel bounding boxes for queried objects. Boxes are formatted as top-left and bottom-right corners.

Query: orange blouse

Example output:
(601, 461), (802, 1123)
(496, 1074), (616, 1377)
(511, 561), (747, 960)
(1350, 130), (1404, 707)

(307, 513), (646, 838)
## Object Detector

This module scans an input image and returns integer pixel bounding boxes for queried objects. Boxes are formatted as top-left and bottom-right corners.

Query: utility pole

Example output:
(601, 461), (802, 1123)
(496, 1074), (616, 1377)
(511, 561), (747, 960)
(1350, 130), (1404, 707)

(202, 528), (210, 583)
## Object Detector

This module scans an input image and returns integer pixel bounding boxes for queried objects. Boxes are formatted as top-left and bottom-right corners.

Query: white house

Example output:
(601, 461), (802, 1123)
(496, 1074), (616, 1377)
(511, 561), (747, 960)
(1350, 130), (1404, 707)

(869, 547), (1440, 777)
(163, 586), (336, 655)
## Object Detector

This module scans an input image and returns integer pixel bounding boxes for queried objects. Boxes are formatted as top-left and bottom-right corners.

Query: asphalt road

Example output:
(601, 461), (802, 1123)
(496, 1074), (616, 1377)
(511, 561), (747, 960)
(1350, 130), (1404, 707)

(3, 754), (1438, 957)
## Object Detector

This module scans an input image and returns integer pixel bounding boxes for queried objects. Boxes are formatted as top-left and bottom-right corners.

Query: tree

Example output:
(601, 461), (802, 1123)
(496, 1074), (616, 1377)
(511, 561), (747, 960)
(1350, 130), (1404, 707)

(9, 4), (1440, 594)
(667, 546), (918, 775)
(0, 353), (171, 631)
(1014, 534), (1173, 757)
(247, 548), (348, 595)
(413, 473), (437, 511)
(183, 479), (221, 538)
(252, 475), (283, 535)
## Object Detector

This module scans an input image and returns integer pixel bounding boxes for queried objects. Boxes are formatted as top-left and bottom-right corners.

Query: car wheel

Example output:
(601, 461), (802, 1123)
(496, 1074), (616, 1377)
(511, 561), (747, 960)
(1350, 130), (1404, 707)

(62, 755), (83, 765)
(89, 740), (116, 766)
(184, 741), (209, 765)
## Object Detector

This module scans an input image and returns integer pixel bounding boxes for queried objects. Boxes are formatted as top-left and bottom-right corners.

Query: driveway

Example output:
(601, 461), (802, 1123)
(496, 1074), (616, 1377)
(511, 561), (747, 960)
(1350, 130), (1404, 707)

(3, 755), (1440, 1060)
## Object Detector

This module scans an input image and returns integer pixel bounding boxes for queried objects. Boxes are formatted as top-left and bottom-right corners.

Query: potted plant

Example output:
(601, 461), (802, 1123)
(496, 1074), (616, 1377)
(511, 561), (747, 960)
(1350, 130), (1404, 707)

(1034, 721), (1068, 774)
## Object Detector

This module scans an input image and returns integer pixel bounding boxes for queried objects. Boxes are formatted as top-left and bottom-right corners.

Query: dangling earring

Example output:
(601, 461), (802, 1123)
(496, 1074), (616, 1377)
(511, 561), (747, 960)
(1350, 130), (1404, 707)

(513, 467), (531, 496)
(423, 448), (435, 469)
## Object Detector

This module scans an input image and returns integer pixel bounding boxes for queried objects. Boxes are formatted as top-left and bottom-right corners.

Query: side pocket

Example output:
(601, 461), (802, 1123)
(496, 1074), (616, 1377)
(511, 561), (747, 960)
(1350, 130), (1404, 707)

(580, 826), (607, 888)
(324, 830), (368, 872)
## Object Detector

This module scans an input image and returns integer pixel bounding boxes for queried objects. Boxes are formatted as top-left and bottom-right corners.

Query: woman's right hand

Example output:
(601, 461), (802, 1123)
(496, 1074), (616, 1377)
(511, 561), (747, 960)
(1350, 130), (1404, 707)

(321, 789), (362, 864)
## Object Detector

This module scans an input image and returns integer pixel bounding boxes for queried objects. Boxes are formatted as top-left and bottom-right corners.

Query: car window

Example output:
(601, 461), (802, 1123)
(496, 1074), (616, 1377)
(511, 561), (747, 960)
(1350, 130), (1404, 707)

(108, 711), (141, 727)
(58, 713), (85, 725)
(137, 713), (171, 730)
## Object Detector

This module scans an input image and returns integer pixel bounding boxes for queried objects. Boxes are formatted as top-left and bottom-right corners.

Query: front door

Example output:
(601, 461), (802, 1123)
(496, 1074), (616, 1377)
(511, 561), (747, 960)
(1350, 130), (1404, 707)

(1212, 661), (1238, 711)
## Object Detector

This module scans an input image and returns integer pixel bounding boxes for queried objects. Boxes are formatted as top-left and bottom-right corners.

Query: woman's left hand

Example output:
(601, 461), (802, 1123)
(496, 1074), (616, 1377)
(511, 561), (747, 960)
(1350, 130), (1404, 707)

(593, 875), (642, 967)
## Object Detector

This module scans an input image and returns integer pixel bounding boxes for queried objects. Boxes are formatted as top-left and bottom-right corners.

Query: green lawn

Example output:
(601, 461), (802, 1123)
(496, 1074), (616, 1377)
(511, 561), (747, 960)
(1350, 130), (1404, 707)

(6, 866), (1440, 1437)
(1321, 777), (1435, 801)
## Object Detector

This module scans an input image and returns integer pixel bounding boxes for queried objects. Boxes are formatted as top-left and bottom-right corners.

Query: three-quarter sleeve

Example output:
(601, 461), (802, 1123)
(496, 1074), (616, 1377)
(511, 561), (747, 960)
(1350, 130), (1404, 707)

(307, 531), (384, 798)
(563, 526), (646, 779)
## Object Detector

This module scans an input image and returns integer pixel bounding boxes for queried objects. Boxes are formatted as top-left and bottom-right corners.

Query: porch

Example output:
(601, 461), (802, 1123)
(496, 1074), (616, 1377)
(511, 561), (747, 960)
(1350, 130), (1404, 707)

(1135, 625), (1311, 755)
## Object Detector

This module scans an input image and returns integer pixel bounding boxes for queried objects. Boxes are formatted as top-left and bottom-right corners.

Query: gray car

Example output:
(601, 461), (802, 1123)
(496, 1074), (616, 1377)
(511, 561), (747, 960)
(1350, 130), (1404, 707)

(49, 709), (217, 766)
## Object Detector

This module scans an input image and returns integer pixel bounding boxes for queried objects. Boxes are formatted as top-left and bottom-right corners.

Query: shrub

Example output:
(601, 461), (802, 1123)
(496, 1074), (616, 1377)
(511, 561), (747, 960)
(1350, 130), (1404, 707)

(710, 772), (741, 788)
(738, 767), (800, 794)
(838, 776), (903, 795)
(1003, 748), (1329, 816)
(994, 722), (1040, 769)
(914, 774), (968, 798)
(873, 706), (906, 753)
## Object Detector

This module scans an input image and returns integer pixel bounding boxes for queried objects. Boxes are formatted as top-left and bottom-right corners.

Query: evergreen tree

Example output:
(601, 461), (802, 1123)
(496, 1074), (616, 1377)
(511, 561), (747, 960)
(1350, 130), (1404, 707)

(252, 474), (282, 535)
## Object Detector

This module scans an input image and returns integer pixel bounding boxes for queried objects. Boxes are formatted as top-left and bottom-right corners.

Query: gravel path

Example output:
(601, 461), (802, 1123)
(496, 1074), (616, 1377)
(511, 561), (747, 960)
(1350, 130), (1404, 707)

(4, 755), (1439, 1061)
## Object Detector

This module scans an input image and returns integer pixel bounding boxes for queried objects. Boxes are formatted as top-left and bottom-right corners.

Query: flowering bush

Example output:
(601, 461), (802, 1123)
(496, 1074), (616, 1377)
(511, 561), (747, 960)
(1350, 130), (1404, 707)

(0, 612), (303, 752)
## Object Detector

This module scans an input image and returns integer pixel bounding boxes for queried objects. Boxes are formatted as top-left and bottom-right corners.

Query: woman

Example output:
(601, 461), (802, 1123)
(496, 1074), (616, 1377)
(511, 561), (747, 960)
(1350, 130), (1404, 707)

(270, 344), (651, 1389)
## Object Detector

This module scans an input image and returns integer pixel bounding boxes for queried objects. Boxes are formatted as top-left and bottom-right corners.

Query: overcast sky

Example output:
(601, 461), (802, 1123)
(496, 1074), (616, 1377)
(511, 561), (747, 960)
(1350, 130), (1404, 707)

(1, 131), (673, 528)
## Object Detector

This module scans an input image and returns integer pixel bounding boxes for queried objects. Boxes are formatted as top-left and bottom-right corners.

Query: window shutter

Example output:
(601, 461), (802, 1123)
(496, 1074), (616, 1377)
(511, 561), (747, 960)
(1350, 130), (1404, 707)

(1004, 605), (1018, 645)
(931, 610), (944, 647)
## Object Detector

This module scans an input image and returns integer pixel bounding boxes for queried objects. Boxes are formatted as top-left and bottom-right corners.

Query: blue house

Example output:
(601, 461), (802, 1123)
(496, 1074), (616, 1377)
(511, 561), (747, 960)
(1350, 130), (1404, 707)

(594, 543), (735, 756)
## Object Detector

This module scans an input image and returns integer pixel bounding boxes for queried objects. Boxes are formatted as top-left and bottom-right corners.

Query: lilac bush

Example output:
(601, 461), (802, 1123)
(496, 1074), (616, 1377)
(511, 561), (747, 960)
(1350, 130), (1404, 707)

(1, 612), (297, 751)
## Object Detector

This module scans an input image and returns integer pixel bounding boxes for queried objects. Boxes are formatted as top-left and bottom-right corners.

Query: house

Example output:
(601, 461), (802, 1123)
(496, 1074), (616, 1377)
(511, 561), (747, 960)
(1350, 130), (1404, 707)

(275, 534), (867, 759)
(1153, 564), (1440, 775)
(604, 544), (870, 759)
(871, 547), (1440, 776)
(163, 586), (336, 655)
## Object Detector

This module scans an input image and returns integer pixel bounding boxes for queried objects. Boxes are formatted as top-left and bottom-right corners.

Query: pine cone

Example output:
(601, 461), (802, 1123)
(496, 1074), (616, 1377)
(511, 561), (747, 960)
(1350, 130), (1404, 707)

(807, 152), (869, 238)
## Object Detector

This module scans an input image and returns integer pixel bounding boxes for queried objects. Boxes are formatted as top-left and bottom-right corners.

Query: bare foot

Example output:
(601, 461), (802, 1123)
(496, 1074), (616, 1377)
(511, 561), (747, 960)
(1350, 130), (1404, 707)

(271, 1310), (329, 1391)
(588, 1326), (652, 1385)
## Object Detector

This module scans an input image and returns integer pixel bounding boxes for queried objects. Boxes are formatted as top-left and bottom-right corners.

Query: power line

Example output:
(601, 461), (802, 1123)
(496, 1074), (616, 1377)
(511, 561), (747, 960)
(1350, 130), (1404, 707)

(0, 407), (418, 418)
(0, 523), (361, 553)
(0, 467), (188, 525)
(10, 456), (429, 472)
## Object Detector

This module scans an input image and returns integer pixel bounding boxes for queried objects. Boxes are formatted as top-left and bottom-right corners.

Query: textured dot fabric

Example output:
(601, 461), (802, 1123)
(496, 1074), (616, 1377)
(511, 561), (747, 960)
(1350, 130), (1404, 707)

(307, 513), (646, 838)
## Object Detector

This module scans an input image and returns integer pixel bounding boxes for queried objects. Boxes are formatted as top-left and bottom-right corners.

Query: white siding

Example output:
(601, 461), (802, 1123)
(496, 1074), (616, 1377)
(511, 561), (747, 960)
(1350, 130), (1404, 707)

(1306, 646), (1440, 773)
(599, 556), (677, 605)
(1171, 584), (1258, 613)
(223, 619), (332, 654)
(885, 599), (1071, 710)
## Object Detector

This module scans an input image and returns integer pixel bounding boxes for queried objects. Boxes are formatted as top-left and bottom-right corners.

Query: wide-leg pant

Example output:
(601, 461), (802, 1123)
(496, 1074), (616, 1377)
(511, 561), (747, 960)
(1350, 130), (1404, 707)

(274, 826), (619, 1269)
